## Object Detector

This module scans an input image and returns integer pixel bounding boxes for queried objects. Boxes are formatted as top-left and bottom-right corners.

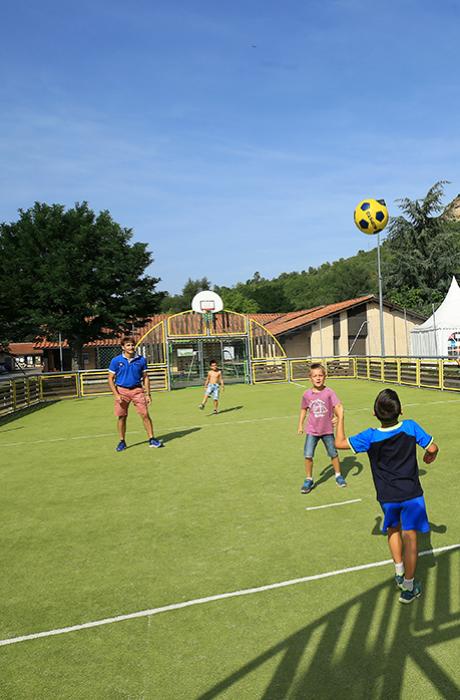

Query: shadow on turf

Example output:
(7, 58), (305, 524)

(0, 401), (59, 428)
(124, 427), (202, 449)
(205, 405), (243, 416)
(314, 455), (363, 489)
(371, 516), (448, 568)
(197, 548), (460, 700)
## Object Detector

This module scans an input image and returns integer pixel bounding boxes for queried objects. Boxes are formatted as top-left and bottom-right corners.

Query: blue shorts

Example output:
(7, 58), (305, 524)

(380, 496), (430, 534)
(304, 434), (338, 460)
(206, 383), (219, 400)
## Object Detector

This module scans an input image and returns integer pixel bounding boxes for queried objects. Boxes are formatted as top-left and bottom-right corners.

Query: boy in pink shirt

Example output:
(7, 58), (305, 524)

(297, 363), (346, 493)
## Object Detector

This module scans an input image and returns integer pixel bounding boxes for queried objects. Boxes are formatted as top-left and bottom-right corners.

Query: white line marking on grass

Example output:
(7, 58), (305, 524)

(2, 395), (460, 448)
(0, 416), (296, 448)
(1, 543), (458, 648)
(305, 498), (362, 511)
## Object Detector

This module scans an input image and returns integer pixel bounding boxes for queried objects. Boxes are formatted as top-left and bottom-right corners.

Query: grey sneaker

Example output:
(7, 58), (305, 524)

(301, 478), (314, 494)
(399, 581), (422, 604)
(335, 475), (347, 487)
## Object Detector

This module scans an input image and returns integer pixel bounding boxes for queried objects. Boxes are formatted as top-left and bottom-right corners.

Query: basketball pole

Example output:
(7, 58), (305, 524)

(377, 231), (385, 356)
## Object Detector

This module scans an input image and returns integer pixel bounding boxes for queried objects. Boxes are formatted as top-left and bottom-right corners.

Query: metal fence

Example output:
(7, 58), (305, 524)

(1, 357), (459, 419)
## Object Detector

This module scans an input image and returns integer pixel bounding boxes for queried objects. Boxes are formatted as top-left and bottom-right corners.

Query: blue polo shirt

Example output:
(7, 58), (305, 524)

(108, 353), (148, 388)
(348, 419), (433, 503)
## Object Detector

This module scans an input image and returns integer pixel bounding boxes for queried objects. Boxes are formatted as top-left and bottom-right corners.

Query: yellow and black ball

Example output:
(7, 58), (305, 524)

(354, 199), (389, 235)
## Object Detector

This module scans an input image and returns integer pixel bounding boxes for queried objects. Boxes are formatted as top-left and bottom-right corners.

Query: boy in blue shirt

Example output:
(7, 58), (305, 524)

(335, 388), (438, 603)
(108, 337), (163, 451)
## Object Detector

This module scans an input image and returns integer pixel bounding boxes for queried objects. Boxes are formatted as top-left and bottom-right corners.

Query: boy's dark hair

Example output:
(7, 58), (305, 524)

(209, 359), (218, 365)
(374, 389), (401, 423)
(121, 336), (136, 346)
(309, 362), (326, 375)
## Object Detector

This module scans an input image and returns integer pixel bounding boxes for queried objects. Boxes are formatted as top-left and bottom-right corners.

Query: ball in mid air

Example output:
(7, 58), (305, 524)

(354, 199), (389, 234)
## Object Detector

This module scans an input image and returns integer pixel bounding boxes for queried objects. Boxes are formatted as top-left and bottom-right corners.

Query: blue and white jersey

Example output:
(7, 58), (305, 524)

(108, 353), (148, 388)
(348, 419), (433, 503)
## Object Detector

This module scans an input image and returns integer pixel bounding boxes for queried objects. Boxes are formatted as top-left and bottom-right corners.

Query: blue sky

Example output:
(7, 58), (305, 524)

(1, 0), (459, 294)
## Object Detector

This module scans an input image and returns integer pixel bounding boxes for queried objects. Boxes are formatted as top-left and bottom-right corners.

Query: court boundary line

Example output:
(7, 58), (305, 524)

(1, 543), (458, 648)
(305, 498), (362, 511)
(2, 395), (460, 449)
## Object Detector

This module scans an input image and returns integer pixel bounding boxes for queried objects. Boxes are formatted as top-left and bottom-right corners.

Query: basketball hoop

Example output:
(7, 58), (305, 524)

(191, 290), (224, 315)
(199, 300), (216, 313)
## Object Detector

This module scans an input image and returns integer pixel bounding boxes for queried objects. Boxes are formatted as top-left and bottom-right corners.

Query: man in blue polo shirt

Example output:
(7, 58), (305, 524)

(108, 337), (163, 451)
(335, 388), (438, 604)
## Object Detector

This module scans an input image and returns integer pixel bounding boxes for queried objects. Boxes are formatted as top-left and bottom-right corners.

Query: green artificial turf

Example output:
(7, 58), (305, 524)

(0, 380), (459, 698)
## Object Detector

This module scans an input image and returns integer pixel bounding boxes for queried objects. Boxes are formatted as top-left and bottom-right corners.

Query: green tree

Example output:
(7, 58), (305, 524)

(0, 202), (164, 368)
(161, 277), (212, 313)
(216, 287), (260, 313)
(384, 181), (460, 314)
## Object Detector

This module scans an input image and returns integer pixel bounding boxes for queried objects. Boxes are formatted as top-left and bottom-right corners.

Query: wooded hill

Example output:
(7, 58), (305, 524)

(162, 184), (460, 318)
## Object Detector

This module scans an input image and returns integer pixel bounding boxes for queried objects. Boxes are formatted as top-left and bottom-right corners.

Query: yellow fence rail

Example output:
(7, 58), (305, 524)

(1, 357), (460, 419)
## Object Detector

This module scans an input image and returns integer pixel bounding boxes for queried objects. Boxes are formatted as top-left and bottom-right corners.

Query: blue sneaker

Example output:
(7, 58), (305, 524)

(335, 475), (347, 488)
(301, 478), (314, 494)
(395, 574), (405, 590)
(399, 581), (422, 604)
(148, 437), (164, 448)
(116, 440), (127, 452)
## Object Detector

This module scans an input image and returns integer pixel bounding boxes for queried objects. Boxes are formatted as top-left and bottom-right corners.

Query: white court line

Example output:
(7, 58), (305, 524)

(0, 543), (458, 648)
(0, 416), (294, 448)
(2, 396), (460, 449)
(305, 498), (362, 511)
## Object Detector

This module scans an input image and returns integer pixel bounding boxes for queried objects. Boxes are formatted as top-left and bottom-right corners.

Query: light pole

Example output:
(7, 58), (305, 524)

(354, 198), (389, 358)
(377, 231), (385, 356)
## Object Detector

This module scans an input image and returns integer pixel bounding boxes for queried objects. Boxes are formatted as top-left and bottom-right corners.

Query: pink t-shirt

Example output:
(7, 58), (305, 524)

(301, 387), (340, 436)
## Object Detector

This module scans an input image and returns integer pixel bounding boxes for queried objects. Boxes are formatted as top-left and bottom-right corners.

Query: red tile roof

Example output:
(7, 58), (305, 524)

(8, 342), (44, 355)
(22, 297), (426, 349)
(263, 296), (374, 336)
(34, 315), (169, 349)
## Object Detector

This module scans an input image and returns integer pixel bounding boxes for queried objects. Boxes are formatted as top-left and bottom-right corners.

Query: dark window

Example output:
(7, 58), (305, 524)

(348, 305), (367, 355)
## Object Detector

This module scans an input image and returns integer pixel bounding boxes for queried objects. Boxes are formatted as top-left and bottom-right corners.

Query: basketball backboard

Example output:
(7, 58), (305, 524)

(191, 290), (224, 314)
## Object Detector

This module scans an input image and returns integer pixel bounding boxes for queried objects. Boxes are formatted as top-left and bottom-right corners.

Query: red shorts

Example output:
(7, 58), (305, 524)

(114, 387), (148, 418)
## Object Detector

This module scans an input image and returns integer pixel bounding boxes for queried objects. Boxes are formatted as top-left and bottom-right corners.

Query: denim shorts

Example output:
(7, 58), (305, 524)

(304, 433), (338, 459)
(206, 383), (219, 400)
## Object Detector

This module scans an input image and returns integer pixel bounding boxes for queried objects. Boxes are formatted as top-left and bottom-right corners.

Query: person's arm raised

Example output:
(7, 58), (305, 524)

(334, 405), (350, 450)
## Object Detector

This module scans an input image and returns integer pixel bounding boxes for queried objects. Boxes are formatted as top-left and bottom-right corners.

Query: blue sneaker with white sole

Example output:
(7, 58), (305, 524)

(149, 437), (164, 448)
(301, 478), (314, 494)
(399, 581), (422, 604)
(335, 475), (347, 487)
(395, 574), (405, 590)
(116, 440), (127, 452)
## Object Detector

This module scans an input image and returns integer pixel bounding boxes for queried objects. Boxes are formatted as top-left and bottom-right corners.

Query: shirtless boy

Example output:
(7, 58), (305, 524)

(199, 359), (224, 414)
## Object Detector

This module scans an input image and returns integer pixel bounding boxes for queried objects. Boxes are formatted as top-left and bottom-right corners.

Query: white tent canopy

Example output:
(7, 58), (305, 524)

(410, 277), (460, 357)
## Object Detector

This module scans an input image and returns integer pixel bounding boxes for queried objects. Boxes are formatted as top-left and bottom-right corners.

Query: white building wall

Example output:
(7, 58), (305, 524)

(366, 303), (419, 356)
(338, 311), (349, 355)
(310, 318), (334, 356)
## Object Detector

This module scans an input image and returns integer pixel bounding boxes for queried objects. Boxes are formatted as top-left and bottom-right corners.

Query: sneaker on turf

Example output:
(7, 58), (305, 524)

(198, 404), (204, 410)
(148, 437), (164, 448)
(301, 478), (314, 494)
(399, 581), (422, 604)
(213, 409), (218, 414)
(395, 574), (405, 589)
(116, 440), (127, 452)
(335, 475), (347, 488)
